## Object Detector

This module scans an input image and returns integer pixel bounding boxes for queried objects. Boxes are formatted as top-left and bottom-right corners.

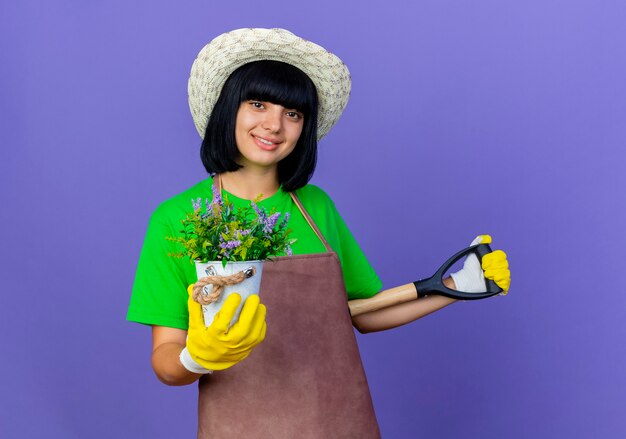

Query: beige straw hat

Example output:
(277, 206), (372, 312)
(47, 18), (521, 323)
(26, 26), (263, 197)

(188, 28), (351, 140)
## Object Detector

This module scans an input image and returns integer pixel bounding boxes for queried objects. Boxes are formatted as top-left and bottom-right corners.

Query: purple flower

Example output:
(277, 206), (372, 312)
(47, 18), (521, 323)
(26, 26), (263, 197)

(251, 201), (267, 223)
(191, 197), (202, 211)
(211, 185), (223, 206)
(263, 212), (281, 234)
(286, 246), (293, 256)
(219, 240), (242, 250)
(251, 201), (262, 215)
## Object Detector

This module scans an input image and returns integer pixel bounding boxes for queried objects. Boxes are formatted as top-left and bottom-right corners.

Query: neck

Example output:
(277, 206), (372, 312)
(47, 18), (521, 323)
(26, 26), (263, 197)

(219, 167), (281, 201)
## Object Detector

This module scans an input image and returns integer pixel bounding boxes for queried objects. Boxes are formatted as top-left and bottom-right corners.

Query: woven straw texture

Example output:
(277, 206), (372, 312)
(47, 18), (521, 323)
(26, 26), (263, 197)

(188, 28), (351, 140)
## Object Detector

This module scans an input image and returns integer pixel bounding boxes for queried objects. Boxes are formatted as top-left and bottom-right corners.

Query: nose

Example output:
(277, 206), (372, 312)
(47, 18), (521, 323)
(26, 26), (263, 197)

(261, 107), (282, 133)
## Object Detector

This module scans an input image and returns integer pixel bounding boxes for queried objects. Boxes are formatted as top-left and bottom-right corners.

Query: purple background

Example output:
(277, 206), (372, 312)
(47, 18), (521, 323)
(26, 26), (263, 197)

(2, 1), (625, 437)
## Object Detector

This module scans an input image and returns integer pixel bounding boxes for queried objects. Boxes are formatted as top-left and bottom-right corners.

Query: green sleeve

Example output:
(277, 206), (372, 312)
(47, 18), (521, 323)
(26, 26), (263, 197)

(126, 205), (194, 329)
(328, 202), (382, 300)
(300, 186), (382, 300)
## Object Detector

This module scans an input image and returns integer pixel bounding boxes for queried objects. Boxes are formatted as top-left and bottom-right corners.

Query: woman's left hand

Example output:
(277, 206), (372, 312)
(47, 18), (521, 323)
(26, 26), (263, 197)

(450, 235), (510, 295)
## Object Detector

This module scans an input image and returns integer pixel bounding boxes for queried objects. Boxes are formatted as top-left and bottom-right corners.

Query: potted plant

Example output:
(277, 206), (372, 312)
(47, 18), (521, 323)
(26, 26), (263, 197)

(167, 185), (295, 326)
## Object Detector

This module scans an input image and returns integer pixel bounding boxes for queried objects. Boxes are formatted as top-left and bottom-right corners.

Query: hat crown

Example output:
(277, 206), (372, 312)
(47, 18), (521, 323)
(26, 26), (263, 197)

(188, 28), (351, 141)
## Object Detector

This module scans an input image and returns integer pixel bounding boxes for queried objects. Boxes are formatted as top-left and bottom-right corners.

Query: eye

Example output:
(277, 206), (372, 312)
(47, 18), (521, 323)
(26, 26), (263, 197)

(249, 101), (265, 109)
(286, 110), (303, 120)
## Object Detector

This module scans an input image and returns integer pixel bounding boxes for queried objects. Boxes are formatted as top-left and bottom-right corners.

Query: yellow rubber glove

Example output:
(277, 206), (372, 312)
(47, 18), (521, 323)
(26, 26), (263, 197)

(450, 235), (511, 295)
(185, 285), (267, 371)
(482, 252), (510, 294)
(477, 235), (511, 294)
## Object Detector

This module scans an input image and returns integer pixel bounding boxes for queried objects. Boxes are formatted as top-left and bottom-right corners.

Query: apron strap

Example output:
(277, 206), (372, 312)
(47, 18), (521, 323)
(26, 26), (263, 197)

(213, 175), (333, 253)
(288, 191), (333, 253)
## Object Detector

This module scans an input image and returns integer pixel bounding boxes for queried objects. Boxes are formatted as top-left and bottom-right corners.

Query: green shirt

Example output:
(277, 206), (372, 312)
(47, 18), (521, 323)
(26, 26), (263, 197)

(127, 177), (382, 330)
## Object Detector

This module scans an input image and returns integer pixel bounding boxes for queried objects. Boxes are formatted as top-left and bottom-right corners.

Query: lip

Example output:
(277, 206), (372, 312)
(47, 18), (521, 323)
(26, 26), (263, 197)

(252, 134), (281, 151)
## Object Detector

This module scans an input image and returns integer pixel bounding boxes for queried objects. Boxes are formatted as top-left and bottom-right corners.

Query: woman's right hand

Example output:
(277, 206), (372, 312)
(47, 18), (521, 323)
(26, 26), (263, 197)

(182, 286), (267, 372)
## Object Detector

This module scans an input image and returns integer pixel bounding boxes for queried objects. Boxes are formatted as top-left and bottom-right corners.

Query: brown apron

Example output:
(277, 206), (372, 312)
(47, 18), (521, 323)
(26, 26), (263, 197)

(197, 179), (381, 438)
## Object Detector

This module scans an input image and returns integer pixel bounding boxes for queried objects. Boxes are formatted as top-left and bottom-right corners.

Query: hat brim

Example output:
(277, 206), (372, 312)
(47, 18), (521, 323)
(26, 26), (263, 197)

(188, 28), (351, 141)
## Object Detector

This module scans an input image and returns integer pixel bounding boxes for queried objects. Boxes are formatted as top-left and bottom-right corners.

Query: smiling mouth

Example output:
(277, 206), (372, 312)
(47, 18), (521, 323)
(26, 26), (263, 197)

(255, 136), (276, 146)
(253, 135), (282, 150)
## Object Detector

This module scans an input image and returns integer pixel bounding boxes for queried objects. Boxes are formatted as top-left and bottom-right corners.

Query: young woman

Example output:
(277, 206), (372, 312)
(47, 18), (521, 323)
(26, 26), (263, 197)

(128, 28), (510, 438)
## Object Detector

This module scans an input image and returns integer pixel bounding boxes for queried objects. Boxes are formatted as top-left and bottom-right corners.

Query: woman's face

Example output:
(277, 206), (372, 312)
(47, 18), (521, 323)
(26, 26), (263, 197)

(234, 100), (304, 172)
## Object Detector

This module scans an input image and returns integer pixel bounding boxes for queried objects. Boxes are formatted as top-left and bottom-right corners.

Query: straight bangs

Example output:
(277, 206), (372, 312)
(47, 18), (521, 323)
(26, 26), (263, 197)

(237, 61), (318, 116)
